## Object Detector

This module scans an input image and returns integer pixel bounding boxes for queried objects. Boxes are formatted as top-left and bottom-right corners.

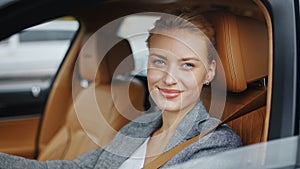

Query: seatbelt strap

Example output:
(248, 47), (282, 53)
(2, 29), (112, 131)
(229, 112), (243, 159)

(142, 89), (266, 169)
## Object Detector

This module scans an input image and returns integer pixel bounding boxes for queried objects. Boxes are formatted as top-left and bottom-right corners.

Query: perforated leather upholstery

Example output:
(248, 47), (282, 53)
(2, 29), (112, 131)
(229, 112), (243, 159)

(206, 12), (268, 93)
(204, 12), (269, 145)
(38, 37), (145, 160)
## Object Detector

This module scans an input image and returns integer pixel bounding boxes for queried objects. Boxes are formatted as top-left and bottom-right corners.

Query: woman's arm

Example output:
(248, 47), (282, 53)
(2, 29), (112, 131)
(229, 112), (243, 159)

(0, 152), (81, 169)
(0, 148), (103, 169)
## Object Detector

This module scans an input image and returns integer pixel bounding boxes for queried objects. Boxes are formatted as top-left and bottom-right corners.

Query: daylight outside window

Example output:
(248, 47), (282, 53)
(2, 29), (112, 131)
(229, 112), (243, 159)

(0, 19), (79, 90)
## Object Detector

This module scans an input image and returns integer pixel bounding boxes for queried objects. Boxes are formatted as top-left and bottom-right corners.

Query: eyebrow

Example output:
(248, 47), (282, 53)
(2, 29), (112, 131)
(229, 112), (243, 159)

(149, 53), (202, 62)
(181, 57), (201, 62)
(149, 53), (167, 60)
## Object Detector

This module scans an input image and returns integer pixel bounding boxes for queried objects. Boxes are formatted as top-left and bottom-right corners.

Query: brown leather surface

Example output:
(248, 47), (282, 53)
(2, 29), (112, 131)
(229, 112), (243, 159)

(205, 12), (268, 93)
(79, 32), (134, 84)
(202, 12), (269, 145)
(0, 117), (40, 159)
(38, 36), (145, 160)
(227, 106), (266, 145)
(38, 30), (87, 154)
(201, 87), (267, 145)
(38, 81), (145, 160)
(222, 88), (267, 145)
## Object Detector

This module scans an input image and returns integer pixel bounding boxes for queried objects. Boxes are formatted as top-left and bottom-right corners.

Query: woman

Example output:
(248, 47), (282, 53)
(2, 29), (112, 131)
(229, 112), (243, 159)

(0, 10), (242, 169)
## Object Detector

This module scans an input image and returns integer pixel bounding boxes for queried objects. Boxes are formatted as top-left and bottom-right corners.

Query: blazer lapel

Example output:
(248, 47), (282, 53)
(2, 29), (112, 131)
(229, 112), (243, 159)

(94, 136), (147, 169)
(164, 101), (211, 152)
(94, 112), (163, 169)
(93, 101), (214, 168)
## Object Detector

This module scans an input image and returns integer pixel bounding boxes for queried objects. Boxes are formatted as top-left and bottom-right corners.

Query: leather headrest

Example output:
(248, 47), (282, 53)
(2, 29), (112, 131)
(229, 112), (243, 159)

(205, 12), (268, 92)
(79, 34), (134, 84)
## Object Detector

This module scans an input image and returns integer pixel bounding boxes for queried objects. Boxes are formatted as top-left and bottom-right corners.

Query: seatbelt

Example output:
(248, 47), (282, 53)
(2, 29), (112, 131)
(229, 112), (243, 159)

(142, 88), (266, 169)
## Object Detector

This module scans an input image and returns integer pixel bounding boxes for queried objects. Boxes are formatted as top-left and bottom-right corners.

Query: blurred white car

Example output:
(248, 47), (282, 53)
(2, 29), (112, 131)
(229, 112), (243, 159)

(0, 20), (79, 80)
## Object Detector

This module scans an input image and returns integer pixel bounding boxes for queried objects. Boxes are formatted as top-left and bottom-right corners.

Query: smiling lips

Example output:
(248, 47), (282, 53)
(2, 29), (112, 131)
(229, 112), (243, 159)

(158, 87), (183, 99)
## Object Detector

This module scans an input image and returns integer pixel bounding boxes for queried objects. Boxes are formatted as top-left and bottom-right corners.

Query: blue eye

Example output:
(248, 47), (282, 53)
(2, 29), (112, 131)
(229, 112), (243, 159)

(183, 63), (194, 69)
(154, 59), (165, 65)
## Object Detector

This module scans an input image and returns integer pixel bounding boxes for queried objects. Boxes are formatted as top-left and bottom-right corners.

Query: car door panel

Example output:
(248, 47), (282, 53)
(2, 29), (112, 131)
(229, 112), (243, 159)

(0, 86), (48, 117)
(0, 117), (40, 158)
(0, 84), (49, 158)
(0, 19), (78, 158)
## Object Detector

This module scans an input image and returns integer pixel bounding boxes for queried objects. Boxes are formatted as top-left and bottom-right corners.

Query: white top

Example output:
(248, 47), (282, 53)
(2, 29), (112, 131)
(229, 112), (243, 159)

(118, 137), (150, 169)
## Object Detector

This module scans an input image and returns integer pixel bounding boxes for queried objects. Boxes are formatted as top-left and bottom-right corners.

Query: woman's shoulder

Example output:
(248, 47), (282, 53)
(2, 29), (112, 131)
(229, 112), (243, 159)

(207, 124), (243, 148)
(187, 124), (242, 159)
(191, 114), (243, 151)
(163, 123), (243, 168)
(196, 113), (242, 148)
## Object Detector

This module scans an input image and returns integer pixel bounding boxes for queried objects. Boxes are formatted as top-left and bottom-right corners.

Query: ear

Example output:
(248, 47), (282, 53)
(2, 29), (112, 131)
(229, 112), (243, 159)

(204, 60), (216, 84)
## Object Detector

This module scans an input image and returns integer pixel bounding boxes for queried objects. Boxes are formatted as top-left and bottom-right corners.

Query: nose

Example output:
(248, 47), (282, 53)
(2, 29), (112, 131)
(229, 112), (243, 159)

(163, 67), (177, 85)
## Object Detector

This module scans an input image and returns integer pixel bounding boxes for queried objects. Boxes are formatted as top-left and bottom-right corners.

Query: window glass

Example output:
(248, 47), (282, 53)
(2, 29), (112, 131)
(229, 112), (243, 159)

(19, 30), (76, 42)
(118, 15), (160, 76)
(0, 38), (9, 45)
(0, 19), (79, 89)
(297, 0), (300, 136)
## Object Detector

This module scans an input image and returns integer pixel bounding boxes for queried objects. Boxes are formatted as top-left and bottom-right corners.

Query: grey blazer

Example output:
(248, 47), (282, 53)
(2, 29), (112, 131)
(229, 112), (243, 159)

(0, 102), (242, 169)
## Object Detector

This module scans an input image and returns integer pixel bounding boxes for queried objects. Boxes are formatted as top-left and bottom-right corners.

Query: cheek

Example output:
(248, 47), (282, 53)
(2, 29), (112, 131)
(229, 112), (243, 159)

(181, 70), (206, 91)
(147, 69), (163, 89)
(182, 75), (198, 89)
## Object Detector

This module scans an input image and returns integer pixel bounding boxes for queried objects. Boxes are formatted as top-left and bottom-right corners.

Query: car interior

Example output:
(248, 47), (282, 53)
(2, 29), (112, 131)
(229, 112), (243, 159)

(0, 0), (273, 162)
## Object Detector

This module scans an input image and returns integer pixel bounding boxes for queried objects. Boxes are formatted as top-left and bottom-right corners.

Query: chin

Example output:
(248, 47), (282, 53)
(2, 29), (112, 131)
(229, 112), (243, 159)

(157, 101), (183, 113)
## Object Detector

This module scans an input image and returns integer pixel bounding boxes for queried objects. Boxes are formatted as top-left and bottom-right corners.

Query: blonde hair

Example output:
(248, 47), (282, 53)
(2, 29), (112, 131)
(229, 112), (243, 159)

(148, 9), (216, 62)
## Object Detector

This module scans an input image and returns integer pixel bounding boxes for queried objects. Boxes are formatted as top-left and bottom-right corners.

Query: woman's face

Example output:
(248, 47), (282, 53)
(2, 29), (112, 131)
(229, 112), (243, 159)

(147, 29), (216, 113)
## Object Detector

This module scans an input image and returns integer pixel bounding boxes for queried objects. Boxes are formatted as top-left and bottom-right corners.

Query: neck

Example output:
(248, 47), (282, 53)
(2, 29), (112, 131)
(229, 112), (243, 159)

(145, 102), (199, 160)
(155, 103), (197, 135)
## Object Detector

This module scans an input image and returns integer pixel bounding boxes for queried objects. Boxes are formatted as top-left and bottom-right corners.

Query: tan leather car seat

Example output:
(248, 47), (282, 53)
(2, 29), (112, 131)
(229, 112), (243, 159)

(203, 12), (269, 145)
(38, 36), (145, 160)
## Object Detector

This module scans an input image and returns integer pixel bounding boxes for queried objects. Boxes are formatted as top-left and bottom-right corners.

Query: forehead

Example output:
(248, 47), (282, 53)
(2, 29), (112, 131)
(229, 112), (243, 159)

(148, 29), (208, 59)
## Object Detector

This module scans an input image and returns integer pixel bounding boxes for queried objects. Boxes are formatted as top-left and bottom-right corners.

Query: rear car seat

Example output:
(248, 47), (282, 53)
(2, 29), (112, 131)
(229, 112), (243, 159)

(38, 35), (145, 160)
(202, 12), (269, 145)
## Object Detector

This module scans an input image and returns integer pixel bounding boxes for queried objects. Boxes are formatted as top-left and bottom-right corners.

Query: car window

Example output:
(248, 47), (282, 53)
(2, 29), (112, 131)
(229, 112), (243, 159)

(118, 14), (160, 76)
(19, 30), (75, 42)
(0, 19), (79, 92)
(169, 136), (299, 169)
